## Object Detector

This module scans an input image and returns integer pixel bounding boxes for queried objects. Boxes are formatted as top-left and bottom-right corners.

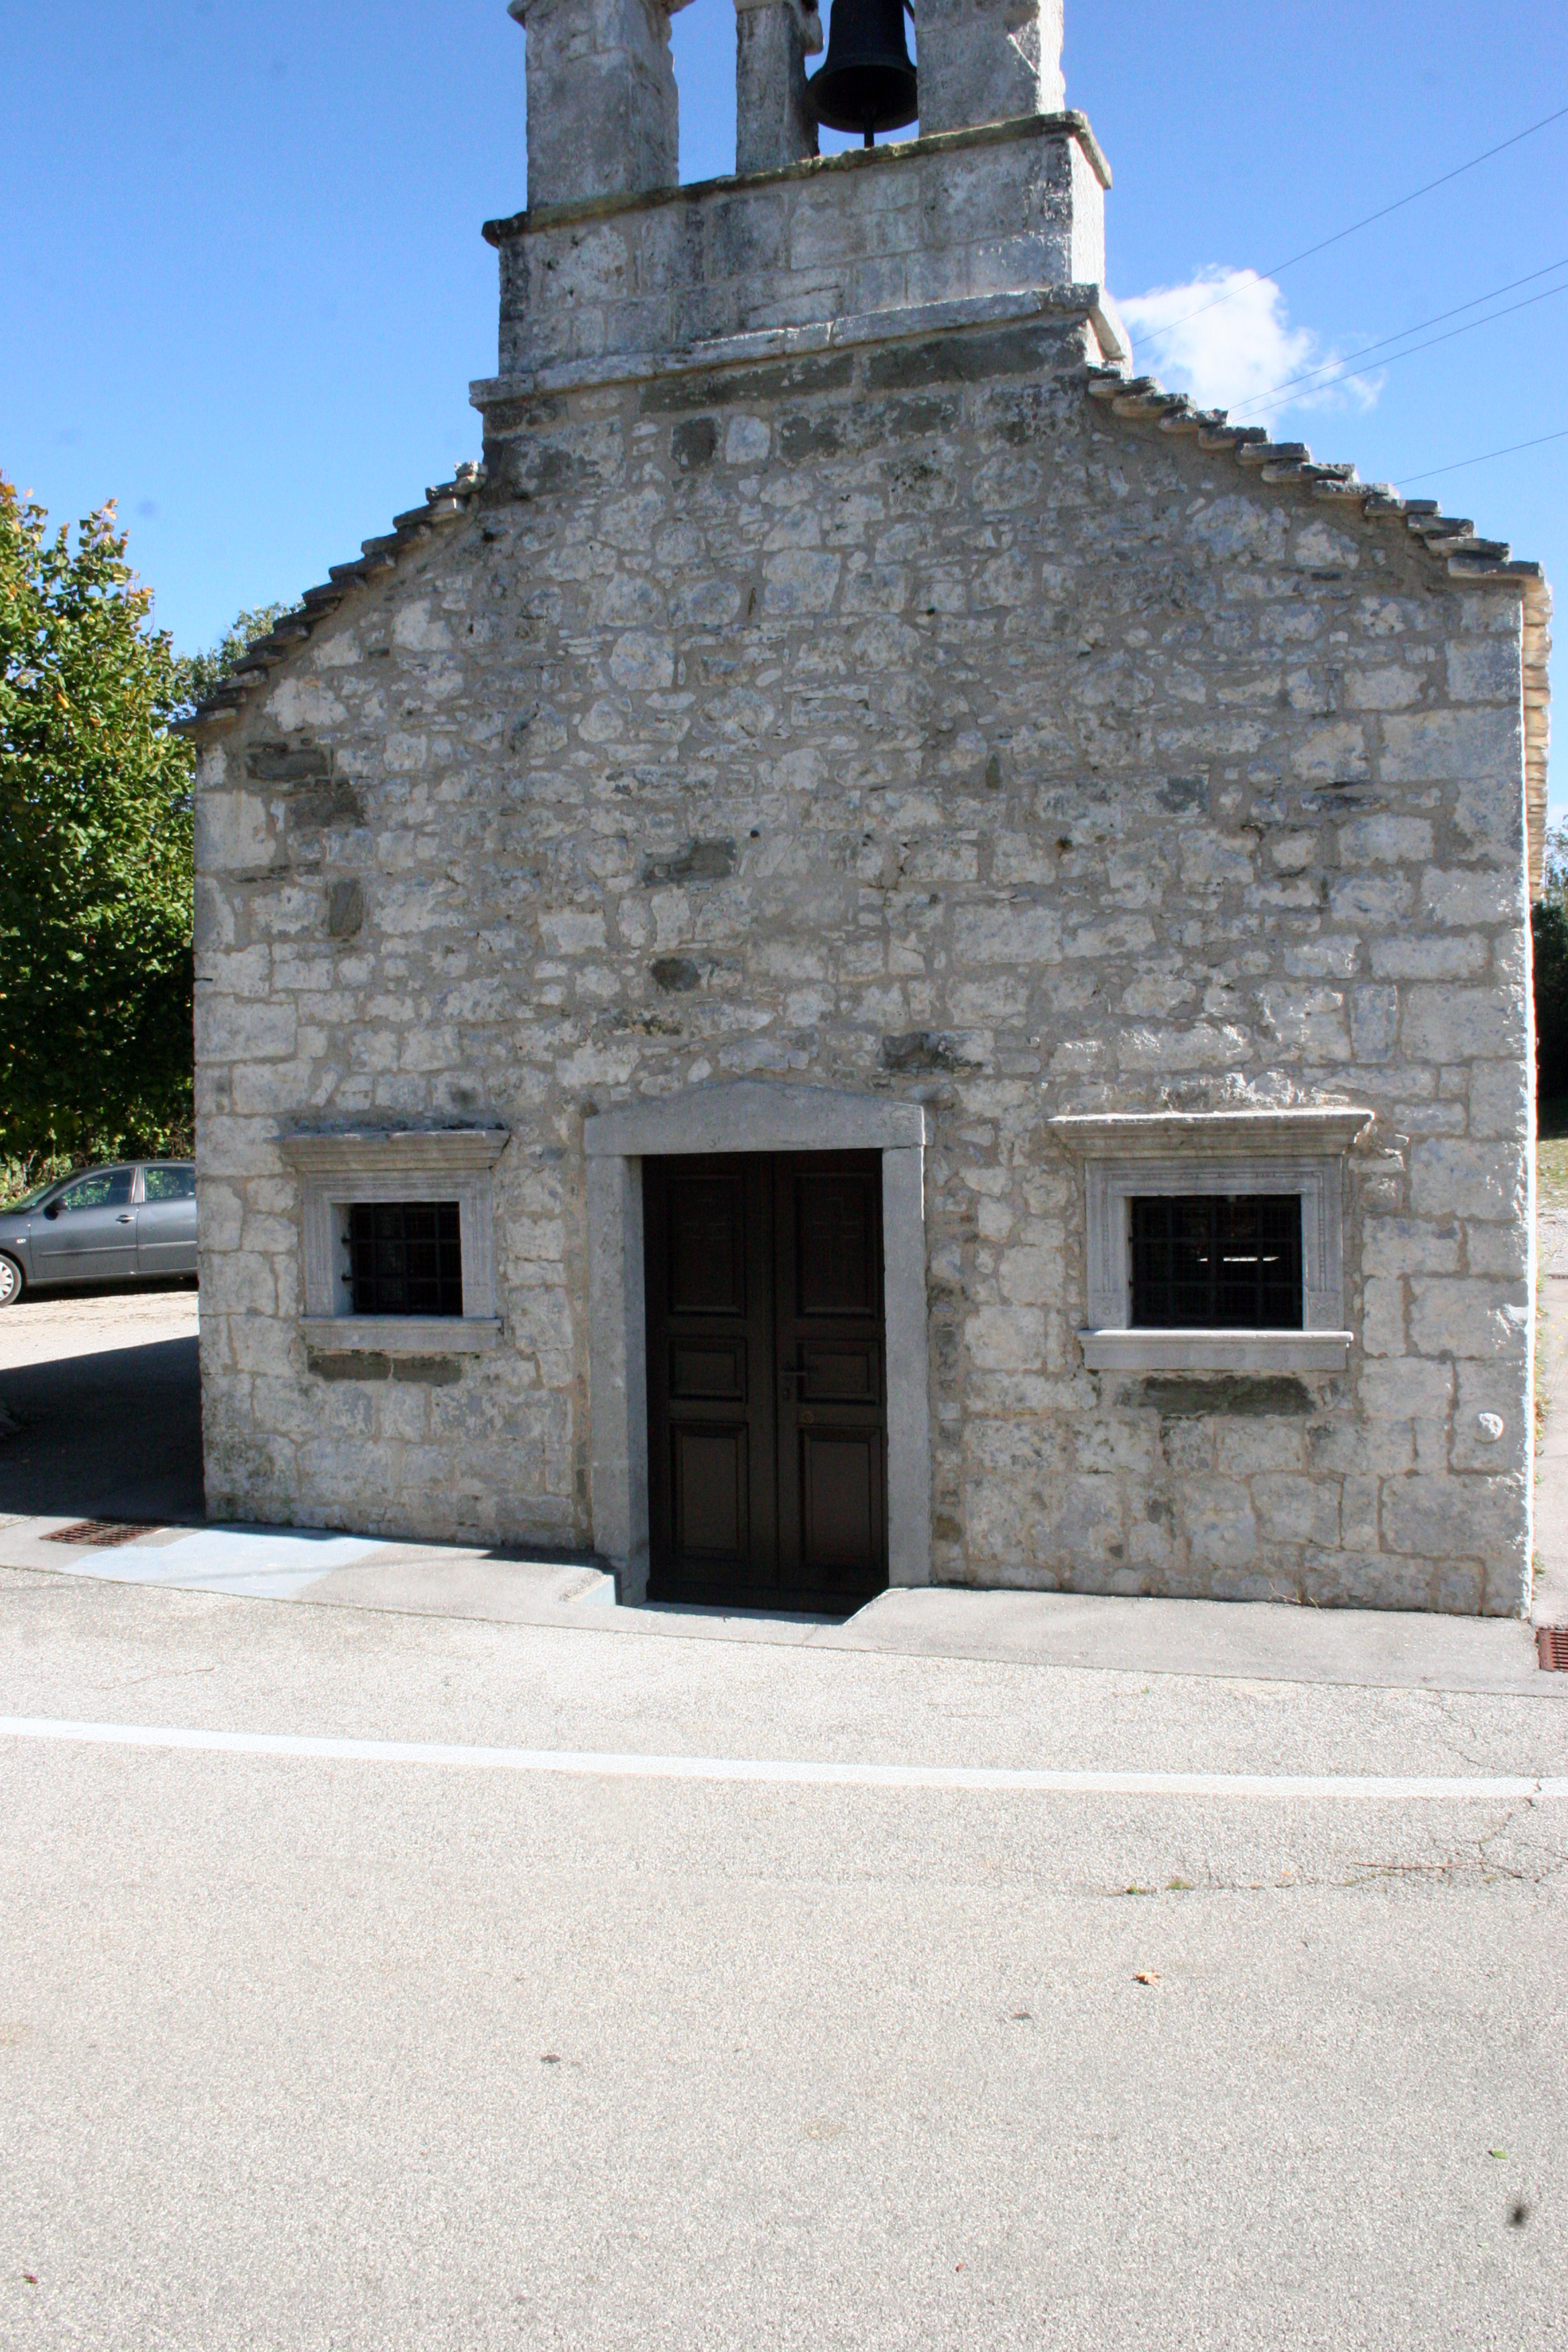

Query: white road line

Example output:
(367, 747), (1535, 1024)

(1, 1717), (1564, 1799)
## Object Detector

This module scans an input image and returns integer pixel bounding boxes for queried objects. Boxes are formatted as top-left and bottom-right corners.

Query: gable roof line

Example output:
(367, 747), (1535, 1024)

(180, 369), (1551, 902)
(1085, 364), (1552, 899)
(176, 463), (488, 742)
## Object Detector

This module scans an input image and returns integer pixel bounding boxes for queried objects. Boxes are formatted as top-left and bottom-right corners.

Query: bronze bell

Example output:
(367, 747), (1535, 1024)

(807, 0), (918, 145)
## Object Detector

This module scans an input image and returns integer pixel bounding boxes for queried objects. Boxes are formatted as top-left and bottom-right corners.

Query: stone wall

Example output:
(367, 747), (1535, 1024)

(483, 115), (1109, 384)
(193, 304), (1536, 1612)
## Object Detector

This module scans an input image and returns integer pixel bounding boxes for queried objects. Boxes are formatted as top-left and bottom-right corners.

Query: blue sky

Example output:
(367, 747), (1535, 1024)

(3, 1), (1563, 822)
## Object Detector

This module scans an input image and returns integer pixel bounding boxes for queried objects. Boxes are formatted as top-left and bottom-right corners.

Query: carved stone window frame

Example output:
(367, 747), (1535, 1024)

(280, 1128), (509, 1355)
(584, 1081), (932, 1605)
(1050, 1108), (1372, 1374)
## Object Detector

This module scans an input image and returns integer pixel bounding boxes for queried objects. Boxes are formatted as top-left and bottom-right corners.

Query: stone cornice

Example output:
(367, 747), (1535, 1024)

(470, 283), (1126, 413)
(481, 111), (1112, 247)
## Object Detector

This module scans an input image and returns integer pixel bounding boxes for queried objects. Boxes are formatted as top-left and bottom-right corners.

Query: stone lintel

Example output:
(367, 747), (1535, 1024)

(585, 1080), (930, 1157)
(1050, 1108), (1375, 1160)
(280, 1128), (511, 1175)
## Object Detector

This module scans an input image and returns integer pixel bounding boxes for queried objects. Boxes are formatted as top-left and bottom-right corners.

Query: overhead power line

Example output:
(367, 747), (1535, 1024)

(1398, 426), (1568, 486)
(1233, 274), (1568, 424)
(1228, 254), (1568, 415)
(1135, 99), (1568, 357)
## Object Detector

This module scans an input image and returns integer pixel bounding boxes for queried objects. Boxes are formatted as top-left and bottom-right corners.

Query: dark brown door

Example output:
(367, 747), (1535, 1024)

(644, 1153), (888, 1613)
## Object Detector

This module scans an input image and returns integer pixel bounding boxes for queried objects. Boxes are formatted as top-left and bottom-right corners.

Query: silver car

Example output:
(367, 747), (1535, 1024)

(0, 1163), (197, 1306)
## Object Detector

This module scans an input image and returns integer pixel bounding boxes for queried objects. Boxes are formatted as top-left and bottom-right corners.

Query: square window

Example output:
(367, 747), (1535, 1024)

(1130, 1195), (1303, 1330)
(345, 1201), (463, 1317)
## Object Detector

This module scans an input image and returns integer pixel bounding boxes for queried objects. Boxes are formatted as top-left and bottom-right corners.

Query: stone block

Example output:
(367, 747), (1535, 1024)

(1026, 1472), (1125, 1566)
(1379, 707), (1519, 784)
(967, 1305), (1045, 1371)
(1449, 1362), (1530, 1474)
(1419, 868), (1520, 928)
(1408, 1277), (1528, 1360)
(1446, 637), (1520, 703)
(1360, 1220), (1459, 1279)
(1400, 987), (1520, 1064)
(1380, 1471), (1524, 1562)
(1338, 816), (1433, 865)
(1408, 1140), (1526, 1222)
(1179, 1479), (1258, 1570)
(1250, 1473), (1340, 1548)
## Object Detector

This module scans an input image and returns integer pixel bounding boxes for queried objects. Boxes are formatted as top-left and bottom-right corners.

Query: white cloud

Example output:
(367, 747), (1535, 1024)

(1116, 268), (1382, 423)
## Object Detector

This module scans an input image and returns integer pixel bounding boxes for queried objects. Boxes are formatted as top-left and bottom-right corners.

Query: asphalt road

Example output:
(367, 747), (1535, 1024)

(0, 1287), (202, 1525)
(2, 1570), (1564, 2352)
(1, 1278), (1565, 2347)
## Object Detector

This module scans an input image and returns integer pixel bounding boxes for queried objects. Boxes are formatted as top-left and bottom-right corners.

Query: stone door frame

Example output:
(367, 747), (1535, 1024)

(584, 1082), (932, 1604)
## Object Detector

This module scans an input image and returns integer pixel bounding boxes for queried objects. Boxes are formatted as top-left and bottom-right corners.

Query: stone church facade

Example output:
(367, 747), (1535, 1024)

(188, 0), (1551, 1616)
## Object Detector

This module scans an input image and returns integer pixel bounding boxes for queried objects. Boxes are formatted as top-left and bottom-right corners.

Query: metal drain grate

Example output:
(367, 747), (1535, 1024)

(1538, 1627), (1568, 1673)
(46, 1521), (158, 1550)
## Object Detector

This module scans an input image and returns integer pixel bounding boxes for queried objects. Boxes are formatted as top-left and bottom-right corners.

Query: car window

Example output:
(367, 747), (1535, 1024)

(55, 1169), (134, 1213)
(141, 1165), (196, 1202)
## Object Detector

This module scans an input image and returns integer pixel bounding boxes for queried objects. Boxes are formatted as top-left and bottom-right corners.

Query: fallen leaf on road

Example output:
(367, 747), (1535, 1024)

(1134, 1971), (1162, 1987)
(1489, 2148), (1507, 2159)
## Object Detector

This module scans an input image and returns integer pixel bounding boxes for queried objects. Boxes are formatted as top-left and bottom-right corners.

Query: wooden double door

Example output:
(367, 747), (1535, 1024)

(644, 1152), (888, 1614)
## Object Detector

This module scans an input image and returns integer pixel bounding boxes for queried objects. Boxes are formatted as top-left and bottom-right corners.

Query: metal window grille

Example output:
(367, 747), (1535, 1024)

(1130, 1195), (1303, 1330)
(345, 1202), (463, 1317)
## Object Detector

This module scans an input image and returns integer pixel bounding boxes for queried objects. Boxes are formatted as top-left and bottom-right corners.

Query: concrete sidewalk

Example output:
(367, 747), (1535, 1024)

(4, 1507), (1557, 1701)
(1536, 1206), (1568, 1629)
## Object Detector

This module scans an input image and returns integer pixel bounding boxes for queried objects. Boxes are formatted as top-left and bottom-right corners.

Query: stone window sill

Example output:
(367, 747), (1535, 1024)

(301, 1316), (502, 1356)
(1078, 1328), (1353, 1374)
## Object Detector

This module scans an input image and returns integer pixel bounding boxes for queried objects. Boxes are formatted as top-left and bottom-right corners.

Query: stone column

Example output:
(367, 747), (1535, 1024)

(916, 0), (1066, 136)
(734, 0), (823, 176)
(508, 0), (695, 212)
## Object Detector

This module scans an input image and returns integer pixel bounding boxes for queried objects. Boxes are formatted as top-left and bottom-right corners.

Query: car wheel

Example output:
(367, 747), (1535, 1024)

(0, 1255), (23, 1308)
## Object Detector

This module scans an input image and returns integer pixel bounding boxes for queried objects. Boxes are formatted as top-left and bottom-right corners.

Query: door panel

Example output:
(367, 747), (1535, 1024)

(672, 1425), (750, 1562)
(774, 1155), (886, 1604)
(646, 1157), (778, 1604)
(798, 1430), (882, 1578)
(32, 1169), (138, 1282)
(645, 1151), (887, 1613)
(137, 1166), (198, 1277)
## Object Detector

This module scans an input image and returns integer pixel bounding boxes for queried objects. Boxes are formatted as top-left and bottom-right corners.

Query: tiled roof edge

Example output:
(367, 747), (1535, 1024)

(1084, 365), (1553, 900)
(174, 464), (487, 742)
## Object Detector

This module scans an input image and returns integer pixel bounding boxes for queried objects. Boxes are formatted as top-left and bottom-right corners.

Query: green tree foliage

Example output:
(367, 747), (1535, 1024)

(178, 603), (289, 715)
(1536, 821), (1568, 1108)
(0, 475), (195, 1164)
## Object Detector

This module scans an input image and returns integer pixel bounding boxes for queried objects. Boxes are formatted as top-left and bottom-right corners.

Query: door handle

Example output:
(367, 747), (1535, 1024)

(116, 1214), (135, 1224)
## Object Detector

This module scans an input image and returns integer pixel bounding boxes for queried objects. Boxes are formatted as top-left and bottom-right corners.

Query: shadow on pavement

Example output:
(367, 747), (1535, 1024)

(0, 1330), (203, 1525)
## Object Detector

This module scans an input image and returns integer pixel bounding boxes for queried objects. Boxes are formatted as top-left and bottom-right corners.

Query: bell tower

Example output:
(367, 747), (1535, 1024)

(486, 0), (1119, 402)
